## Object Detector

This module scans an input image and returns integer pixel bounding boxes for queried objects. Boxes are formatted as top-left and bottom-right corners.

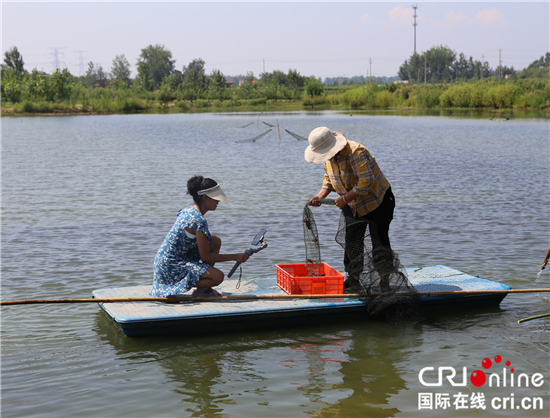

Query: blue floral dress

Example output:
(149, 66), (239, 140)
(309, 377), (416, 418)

(150, 206), (212, 297)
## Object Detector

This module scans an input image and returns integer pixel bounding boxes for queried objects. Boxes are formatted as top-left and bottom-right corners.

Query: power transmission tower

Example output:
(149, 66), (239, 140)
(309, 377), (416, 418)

(424, 54), (427, 85)
(76, 50), (86, 76)
(499, 48), (502, 81)
(49, 47), (66, 73)
(369, 58), (372, 83)
(412, 4), (418, 53)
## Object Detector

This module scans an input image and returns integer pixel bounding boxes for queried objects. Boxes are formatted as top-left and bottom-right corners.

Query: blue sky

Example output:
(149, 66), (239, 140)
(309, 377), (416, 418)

(2, 1), (548, 80)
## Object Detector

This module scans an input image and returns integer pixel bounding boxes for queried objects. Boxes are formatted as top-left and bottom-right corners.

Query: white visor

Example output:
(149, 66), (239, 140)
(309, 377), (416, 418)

(197, 184), (230, 202)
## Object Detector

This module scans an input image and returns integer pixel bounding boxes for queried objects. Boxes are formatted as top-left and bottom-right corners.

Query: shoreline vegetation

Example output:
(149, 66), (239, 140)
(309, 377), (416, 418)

(2, 44), (549, 117)
(2, 79), (549, 118)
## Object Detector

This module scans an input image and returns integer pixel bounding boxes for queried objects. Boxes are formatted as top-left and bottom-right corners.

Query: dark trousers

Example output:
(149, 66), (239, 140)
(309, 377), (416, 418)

(343, 188), (395, 282)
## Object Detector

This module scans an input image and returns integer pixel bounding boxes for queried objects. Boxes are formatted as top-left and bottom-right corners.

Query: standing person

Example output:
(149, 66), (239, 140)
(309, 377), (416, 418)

(305, 127), (395, 292)
(150, 175), (249, 298)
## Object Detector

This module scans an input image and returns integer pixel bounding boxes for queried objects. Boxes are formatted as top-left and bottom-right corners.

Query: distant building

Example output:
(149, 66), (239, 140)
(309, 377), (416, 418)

(394, 80), (409, 84)
(238, 79), (257, 87)
(225, 78), (235, 87)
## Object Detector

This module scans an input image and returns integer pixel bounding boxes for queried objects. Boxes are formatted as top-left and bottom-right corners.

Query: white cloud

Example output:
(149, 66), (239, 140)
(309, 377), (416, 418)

(445, 11), (468, 26)
(385, 5), (413, 26)
(360, 13), (373, 26)
(474, 9), (508, 26)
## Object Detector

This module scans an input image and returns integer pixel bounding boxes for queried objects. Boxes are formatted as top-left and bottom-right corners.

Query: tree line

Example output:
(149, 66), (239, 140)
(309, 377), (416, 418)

(1, 44), (325, 104)
(399, 45), (550, 83)
(1, 43), (549, 111)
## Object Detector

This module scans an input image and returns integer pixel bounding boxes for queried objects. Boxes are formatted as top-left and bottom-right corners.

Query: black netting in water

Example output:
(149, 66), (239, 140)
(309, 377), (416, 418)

(303, 198), (422, 322)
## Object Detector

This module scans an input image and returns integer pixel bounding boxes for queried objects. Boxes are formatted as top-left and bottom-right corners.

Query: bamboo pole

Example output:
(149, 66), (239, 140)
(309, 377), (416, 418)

(1, 288), (550, 306)
(518, 313), (550, 324)
(542, 245), (550, 270)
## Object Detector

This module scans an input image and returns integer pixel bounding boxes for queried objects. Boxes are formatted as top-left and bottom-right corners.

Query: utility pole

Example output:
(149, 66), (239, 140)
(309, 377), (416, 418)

(481, 54), (484, 81)
(413, 4), (418, 53)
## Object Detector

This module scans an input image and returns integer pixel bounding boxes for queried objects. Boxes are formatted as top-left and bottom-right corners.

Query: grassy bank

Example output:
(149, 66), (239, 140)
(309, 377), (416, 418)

(2, 79), (549, 117)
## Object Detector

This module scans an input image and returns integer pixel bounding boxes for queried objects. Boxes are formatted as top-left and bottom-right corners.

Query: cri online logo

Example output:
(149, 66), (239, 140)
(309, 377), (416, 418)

(471, 355), (512, 387)
(419, 355), (545, 388)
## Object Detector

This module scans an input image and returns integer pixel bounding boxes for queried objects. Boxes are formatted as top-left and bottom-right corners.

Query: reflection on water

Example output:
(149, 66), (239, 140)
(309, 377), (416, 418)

(2, 112), (548, 417)
(93, 311), (418, 418)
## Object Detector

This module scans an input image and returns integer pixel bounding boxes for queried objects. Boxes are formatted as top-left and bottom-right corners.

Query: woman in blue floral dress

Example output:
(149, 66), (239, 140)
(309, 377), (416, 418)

(150, 176), (249, 297)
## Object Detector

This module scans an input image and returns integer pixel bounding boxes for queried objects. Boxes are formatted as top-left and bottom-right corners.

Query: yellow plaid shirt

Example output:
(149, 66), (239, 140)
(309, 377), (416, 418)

(322, 140), (390, 217)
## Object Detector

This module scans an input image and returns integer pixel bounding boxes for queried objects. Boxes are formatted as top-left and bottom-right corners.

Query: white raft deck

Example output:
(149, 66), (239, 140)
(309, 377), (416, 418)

(92, 265), (511, 338)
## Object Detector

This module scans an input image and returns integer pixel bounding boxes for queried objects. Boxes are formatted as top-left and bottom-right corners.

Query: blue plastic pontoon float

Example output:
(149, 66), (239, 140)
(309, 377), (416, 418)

(92, 265), (511, 338)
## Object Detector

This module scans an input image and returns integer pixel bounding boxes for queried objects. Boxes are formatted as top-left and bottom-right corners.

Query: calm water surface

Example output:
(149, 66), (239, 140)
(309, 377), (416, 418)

(2, 111), (549, 417)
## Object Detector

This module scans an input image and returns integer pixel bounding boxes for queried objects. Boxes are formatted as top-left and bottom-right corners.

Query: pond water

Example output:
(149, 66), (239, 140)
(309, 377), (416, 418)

(1, 111), (549, 417)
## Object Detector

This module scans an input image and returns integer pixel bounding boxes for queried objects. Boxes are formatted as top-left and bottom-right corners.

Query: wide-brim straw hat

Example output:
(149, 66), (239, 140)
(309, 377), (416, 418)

(304, 127), (347, 164)
(197, 183), (230, 202)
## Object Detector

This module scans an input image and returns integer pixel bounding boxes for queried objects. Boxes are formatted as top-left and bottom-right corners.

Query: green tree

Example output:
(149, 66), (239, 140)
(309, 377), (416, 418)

(84, 62), (107, 87)
(134, 61), (151, 92)
(85, 61), (96, 87)
(400, 46), (456, 83)
(287, 69), (305, 89)
(47, 68), (75, 101)
(455, 53), (469, 80)
(0, 70), (23, 102)
(156, 81), (176, 107)
(96, 65), (108, 88)
(136, 44), (175, 90)
(207, 69), (227, 100)
(398, 52), (422, 83)
(165, 70), (184, 91)
(426, 45), (456, 83)
(2, 46), (25, 78)
(304, 76), (324, 97)
(111, 54), (131, 88)
(183, 58), (207, 95)
(260, 69), (287, 86)
(209, 69), (226, 90)
(24, 69), (48, 100)
(520, 53), (550, 78)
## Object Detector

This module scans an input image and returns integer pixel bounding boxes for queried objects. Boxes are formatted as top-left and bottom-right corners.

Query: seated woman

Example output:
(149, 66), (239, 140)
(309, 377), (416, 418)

(150, 175), (249, 297)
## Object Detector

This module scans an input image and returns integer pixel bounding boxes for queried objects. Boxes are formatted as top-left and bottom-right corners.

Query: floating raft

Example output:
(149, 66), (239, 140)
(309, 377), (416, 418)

(93, 265), (510, 337)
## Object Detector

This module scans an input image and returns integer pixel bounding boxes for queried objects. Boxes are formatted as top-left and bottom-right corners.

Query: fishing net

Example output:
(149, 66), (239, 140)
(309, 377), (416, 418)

(303, 198), (422, 322)
(235, 129), (272, 143)
(285, 129), (308, 141)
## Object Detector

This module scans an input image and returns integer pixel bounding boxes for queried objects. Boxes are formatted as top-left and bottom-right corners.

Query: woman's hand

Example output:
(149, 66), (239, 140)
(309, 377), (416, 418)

(235, 253), (249, 263)
(335, 190), (356, 209)
(310, 188), (331, 206)
(335, 195), (347, 209)
(309, 196), (322, 207)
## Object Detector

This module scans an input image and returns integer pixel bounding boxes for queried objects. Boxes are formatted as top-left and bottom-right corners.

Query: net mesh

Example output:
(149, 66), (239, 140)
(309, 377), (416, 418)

(285, 129), (308, 141)
(303, 198), (422, 322)
(235, 129), (272, 143)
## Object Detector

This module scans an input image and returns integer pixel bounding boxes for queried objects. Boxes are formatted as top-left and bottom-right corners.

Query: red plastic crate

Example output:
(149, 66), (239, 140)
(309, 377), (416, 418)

(276, 263), (344, 295)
